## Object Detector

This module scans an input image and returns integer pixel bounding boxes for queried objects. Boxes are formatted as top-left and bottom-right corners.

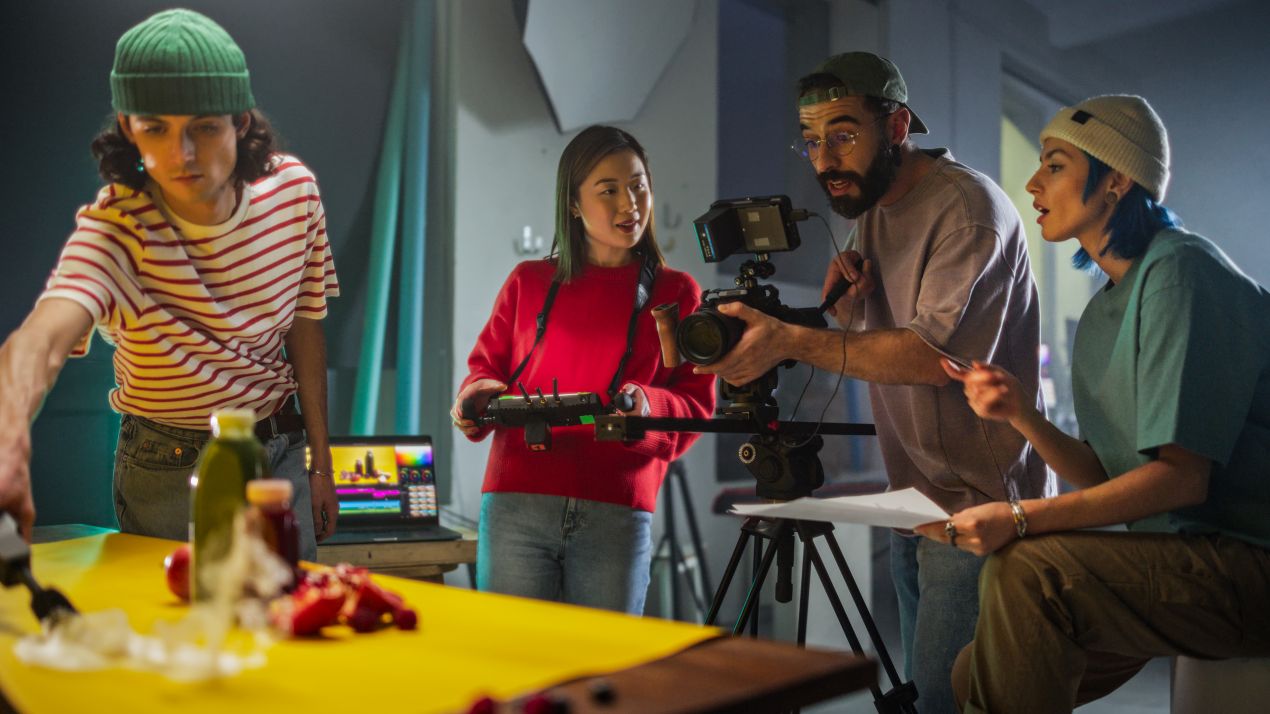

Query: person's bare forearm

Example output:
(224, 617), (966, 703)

(0, 299), (94, 534)
(284, 317), (338, 540)
(284, 318), (331, 470)
(1023, 446), (1209, 534)
(0, 329), (63, 425)
(1008, 406), (1108, 489)
(785, 324), (949, 385)
(0, 301), (93, 425)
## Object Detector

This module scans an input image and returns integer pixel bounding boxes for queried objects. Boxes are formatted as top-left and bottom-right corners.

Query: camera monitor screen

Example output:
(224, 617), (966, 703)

(693, 195), (802, 262)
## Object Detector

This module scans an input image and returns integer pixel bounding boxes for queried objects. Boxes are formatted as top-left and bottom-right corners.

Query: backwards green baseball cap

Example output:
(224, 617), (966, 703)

(798, 52), (929, 135)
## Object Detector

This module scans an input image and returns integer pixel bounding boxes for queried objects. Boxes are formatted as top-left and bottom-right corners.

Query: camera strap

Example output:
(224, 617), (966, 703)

(507, 252), (659, 405)
(608, 252), (659, 403)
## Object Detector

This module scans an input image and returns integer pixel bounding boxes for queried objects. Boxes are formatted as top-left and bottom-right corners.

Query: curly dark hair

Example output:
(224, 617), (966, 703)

(89, 109), (282, 190)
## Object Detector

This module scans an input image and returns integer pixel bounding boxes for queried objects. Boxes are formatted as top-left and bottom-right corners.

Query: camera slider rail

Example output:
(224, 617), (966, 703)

(593, 414), (876, 442)
(596, 412), (876, 503)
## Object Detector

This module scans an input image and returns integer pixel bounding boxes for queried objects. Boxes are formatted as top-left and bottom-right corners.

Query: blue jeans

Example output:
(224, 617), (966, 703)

(891, 531), (985, 714)
(477, 492), (653, 614)
(112, 414), (317, 561)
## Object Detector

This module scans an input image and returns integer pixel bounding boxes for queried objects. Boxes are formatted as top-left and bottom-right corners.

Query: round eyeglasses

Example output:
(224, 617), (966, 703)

(791, 115), (889, 162)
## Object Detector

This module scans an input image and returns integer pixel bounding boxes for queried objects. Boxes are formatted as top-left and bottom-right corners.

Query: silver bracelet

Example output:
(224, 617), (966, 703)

(1009, 499), (1028, 539)
(308, 469), (331, 479)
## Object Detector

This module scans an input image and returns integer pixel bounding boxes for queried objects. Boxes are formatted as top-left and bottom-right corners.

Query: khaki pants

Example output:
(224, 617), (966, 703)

(953, 531), (1270, 713)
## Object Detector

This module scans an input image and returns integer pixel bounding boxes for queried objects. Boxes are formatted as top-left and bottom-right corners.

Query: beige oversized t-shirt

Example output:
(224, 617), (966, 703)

(852, 150), (1054, 513)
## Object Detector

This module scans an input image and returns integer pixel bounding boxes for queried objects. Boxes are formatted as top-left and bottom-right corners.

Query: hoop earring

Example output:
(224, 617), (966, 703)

(1105, 191), (1119, 205)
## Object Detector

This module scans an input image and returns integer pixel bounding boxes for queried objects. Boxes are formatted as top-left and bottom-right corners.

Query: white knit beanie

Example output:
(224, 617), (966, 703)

(1040, 95), (1170, 202)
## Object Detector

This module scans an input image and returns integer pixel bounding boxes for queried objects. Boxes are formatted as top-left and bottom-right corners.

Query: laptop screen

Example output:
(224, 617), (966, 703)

(308, 436), (440, 526)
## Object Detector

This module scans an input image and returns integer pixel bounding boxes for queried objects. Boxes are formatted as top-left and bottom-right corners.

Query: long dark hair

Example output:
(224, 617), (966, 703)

(89, 109), (281, 191)
(551, 125), (664, 282)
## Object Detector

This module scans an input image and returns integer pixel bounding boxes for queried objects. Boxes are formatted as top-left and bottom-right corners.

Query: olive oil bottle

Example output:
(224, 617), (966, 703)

(190, 409), (266, 602)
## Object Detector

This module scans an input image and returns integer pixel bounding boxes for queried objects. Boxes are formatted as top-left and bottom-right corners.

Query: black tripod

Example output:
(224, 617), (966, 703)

(707, 516), (917, 713)
(596, 413), (917, 714)
(654, 460), (714, 621)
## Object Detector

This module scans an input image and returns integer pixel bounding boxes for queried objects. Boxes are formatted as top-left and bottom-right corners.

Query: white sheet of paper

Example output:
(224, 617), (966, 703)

(729, 487), (949, 530)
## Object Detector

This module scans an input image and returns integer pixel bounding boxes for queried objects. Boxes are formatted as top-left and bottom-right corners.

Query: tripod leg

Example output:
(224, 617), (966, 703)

(704, 525), (752, 626)
(667, 526), (697, 621)
(823, 532), (906, 689)
(749, 531), (763, 636)
(797, 527), (893, 708)
(774, 530), (796, 604)
(652, 532), (673, 619)
(797, 541), (811, 647)
(663, 481), (681, 621)
(672, 465), (714, 600)
(735, 521), (788, 636)
(809, 527), (918, 714)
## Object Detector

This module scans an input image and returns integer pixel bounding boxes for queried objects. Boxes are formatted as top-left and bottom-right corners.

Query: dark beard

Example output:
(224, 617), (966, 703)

(818, 141), (897, 219)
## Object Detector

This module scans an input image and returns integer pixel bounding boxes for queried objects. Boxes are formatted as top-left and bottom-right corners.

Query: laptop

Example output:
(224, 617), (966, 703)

(308, 435), (463, 544)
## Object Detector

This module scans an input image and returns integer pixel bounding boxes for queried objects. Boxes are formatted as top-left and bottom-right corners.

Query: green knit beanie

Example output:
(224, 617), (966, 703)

(110, 9), (255, 116)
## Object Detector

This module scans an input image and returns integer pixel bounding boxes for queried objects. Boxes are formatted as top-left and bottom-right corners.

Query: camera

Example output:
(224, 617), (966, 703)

(674, 195), (834, 368)
(639, 194), (856, 499)
(676, 280), (827, 367)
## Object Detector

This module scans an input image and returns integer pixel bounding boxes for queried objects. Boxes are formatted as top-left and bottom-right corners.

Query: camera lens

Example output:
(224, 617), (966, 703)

(676, 307), (744, 365)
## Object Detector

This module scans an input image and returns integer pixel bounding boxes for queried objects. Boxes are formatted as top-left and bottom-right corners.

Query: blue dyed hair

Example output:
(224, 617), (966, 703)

(1072, 152), (1181, 271)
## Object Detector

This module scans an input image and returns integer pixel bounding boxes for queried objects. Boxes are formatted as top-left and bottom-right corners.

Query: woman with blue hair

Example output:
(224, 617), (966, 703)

(913, 95), (1270, 712)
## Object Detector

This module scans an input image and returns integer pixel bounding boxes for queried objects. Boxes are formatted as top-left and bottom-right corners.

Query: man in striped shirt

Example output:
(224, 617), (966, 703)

(0, 9), (339, 560)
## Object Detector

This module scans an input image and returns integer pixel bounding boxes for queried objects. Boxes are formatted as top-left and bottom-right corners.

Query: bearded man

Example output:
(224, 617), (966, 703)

(697, 52), (1053, 714)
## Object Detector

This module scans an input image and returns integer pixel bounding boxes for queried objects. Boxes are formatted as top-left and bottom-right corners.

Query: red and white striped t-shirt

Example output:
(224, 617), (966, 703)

(39, 154), (340, 429)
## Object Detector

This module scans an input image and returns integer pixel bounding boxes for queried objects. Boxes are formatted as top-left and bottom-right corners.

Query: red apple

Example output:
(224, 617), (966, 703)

(164, 544), (191, 602)
(393, 606), (418, 631)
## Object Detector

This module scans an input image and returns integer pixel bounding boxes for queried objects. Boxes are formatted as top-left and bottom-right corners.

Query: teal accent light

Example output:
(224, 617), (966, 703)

(350, 19), (407, 435)
(351, 0), (434, 435)
(396, 0), (433, 434)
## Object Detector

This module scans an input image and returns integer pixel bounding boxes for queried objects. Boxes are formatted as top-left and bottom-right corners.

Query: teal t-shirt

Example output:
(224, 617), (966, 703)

(1071, 229), (1270, 548)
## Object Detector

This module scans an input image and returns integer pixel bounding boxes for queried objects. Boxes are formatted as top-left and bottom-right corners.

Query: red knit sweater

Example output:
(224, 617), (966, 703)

(462, 259), (716, 512)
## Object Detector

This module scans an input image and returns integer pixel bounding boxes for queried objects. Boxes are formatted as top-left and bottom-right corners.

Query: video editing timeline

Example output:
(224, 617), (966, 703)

(329, 443), (438, 520)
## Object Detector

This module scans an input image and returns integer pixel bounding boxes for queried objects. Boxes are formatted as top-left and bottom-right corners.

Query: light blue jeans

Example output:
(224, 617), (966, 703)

(477, 492), (653, 615)
(112, 414), (318, 561)
(891, 530), (985, 714)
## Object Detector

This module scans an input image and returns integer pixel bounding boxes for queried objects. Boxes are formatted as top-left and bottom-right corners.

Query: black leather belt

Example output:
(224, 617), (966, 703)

(254, 398), (306, 442)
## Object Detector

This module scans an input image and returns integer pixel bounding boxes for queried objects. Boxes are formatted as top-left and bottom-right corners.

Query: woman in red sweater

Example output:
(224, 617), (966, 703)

(451, 126), (715, 614)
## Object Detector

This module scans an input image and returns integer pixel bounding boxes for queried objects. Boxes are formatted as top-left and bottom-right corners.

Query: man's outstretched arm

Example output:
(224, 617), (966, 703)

(0, 299), (94, 537)
(694, 301), (948, 387)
